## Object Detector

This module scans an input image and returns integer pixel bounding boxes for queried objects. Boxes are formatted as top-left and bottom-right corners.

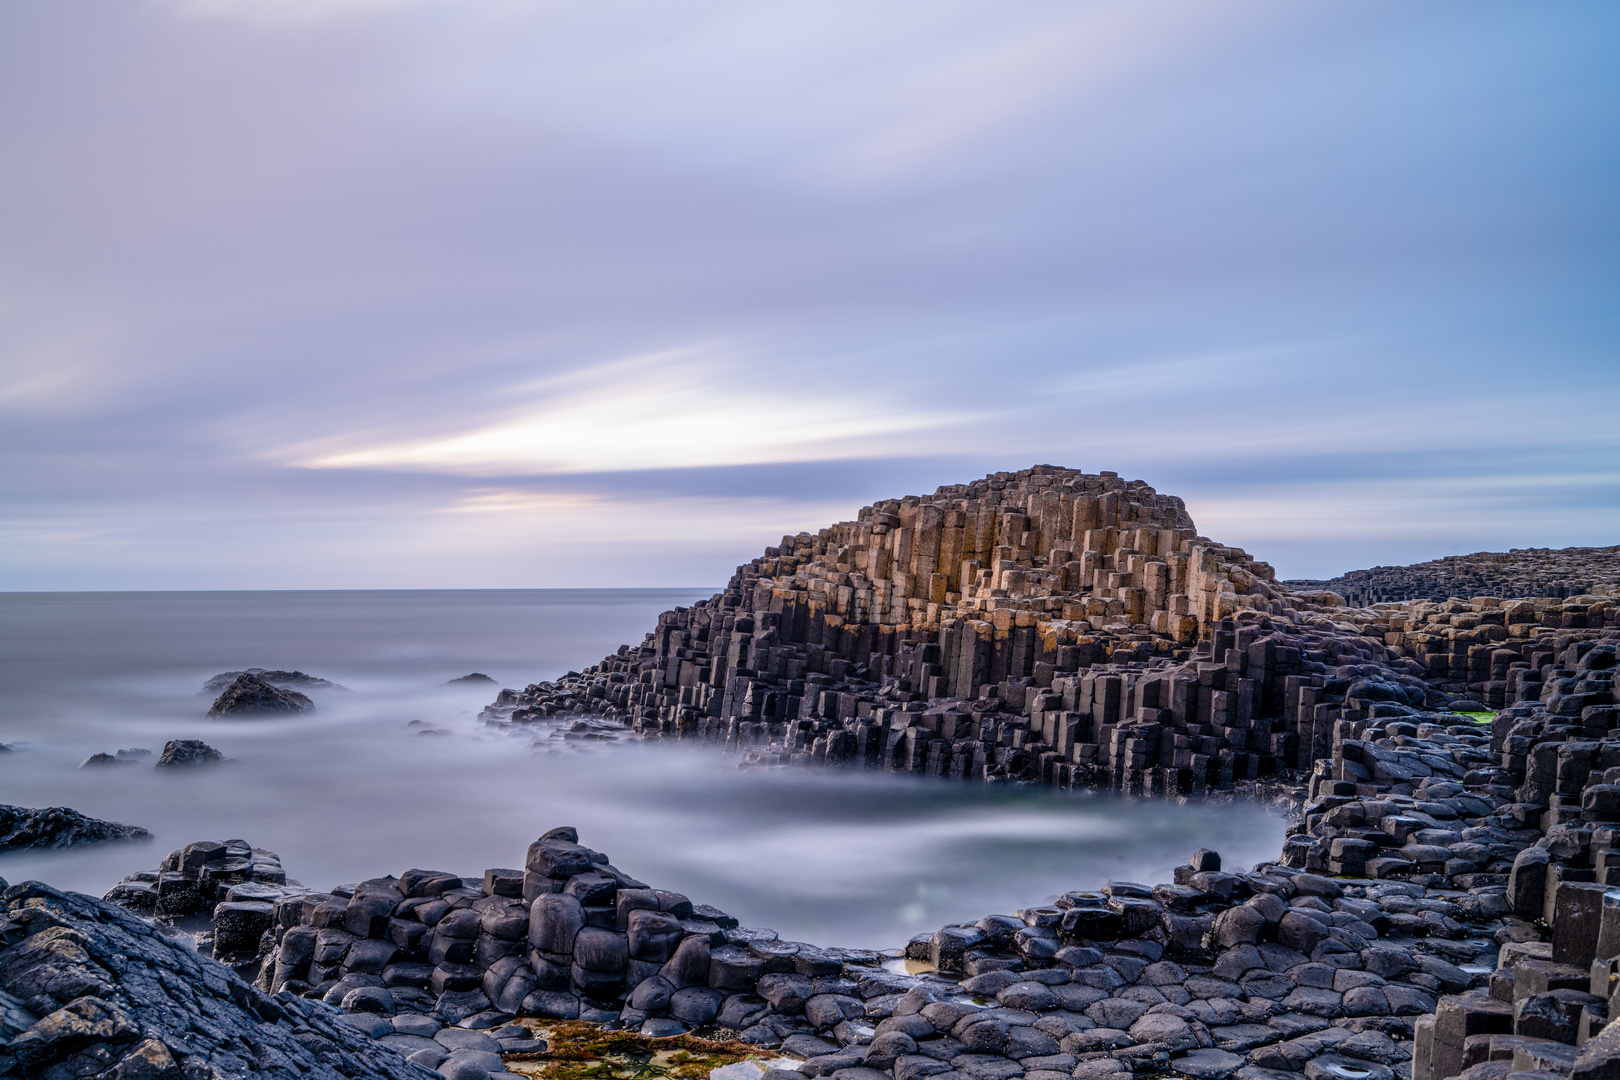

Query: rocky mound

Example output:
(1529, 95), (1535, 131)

(479, 465), (1618, 795)
(446, 673), (497, 686)
(153, 739), (226, 767)
(0, 805), (149, 852)
(206, 673), (315, 718)
(1282, 545), (1620, 607)
(77, 748), (151, 769)
(0, 880), (434, 1080)
(202, 668), (346, 695)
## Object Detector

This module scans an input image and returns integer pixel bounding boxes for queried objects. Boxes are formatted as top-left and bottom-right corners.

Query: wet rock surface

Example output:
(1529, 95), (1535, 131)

(0, 805), (150, 852)
(0, 879), (436, 1080)
(205, 673), (316, 718)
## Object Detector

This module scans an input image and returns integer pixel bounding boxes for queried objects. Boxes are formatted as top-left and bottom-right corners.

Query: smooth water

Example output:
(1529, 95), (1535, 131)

(0, 590), (1287, 948)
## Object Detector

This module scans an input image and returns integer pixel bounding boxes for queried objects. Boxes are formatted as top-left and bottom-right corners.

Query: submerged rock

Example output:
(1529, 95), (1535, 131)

(206, 673), (315, 718)
(153, 739), (226, 768)
(0, 804), (150, 851)
(201, 667), (345, 695)
(76, 748), (151, 769)
(446, 673), (497, 686)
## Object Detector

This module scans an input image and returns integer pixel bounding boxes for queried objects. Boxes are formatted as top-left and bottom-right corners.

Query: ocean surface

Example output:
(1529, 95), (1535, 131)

(0, 590), (1287, 948)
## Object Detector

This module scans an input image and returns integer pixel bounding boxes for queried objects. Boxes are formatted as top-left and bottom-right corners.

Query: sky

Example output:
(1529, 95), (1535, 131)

(1, 0), (1617, 589)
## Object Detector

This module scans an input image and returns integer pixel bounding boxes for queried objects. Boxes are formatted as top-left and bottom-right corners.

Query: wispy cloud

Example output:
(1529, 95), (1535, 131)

(293, 345), (967, 475)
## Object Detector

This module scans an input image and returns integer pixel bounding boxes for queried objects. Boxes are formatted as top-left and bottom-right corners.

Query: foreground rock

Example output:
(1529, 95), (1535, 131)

(0, 879), (435, 1080)
(0, 805), (149, 851)
(202, 668), (345, 694)
(102, 628), (1620, 1080)
(206, 673), (315, 718)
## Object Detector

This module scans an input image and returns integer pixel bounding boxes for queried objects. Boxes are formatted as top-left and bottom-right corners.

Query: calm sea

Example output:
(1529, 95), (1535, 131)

(0, 590), (1286, 948)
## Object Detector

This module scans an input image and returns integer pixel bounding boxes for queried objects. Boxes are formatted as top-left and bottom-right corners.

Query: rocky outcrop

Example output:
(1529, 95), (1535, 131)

(0, 880), (436, 1080)
(479, 466), (1619, 797)
(447, 674), (497, 686)
(76, 749), (151, 769)
(152, 739), (225, 767)
(1283, 547), (1620, 608)
(108, 627), (1620, 1080)
(0, 805), (149, 852)
(202, 668), (345, 695)
(206, 674), (315, 718)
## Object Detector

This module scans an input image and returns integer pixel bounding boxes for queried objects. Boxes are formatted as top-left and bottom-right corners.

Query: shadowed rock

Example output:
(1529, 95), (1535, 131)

(446, 673), (497, 686)
(0, 881), (431, 1080)
(202, 668), (345, 695)
(206, 673), (315, 718)
(153, 739), (226, 768)
(0, 804), (149, 851)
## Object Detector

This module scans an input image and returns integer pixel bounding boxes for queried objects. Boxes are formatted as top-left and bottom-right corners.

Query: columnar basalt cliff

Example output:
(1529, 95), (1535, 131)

(480, 467), (1619, 797)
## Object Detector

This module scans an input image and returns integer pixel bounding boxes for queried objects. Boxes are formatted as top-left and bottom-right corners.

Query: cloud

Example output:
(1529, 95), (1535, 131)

(293, 344), (968, 475)
(0, 1), (1615, 588)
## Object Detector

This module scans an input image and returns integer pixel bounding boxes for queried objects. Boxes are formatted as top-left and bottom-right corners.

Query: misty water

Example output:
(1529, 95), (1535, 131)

(0, 590), (1287, 949)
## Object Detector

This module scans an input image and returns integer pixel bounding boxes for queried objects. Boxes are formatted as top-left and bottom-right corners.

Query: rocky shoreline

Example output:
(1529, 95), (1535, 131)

(3, 465), (1618, 1080)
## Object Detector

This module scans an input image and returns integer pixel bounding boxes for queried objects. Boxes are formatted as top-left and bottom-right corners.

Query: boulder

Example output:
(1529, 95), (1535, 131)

(206, 673), (315, 718)
(202, 668), (344, 694)
(153, 739), (226, 767)
(0, 804), (150, 851)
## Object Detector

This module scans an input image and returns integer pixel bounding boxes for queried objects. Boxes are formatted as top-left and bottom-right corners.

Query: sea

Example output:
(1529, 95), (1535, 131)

(0, 589), (1287, 949)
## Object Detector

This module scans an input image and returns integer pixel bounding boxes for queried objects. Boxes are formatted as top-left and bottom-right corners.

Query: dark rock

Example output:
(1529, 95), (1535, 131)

(202, 668), (345, 694)
(206, 673), (315, 718)
(0, 881), (428, 1080)
(0, 804), (149, 851)
(446, 674), (498, 686)
(152, 739), (226, 767)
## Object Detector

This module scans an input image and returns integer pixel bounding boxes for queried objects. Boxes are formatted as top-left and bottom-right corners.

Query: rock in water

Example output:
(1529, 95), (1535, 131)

(445, 672), (497, 685)
(201, 667), (345, 694)
(0, 804), (150, 851)
(153, 739), (225, 767)
(0, 882), (422, 1080)
(205, 673), (314, 718)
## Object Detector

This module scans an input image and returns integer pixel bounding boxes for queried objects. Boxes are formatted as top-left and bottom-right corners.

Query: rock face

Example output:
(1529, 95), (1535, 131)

(480, 465), (1620, 793)
(206, 673), (315, 718)
(0, 805), (149, 852)
(1283, 545), (1620, 607)
(152, 739), (225, 767)
(202, 668), (345, 695)
(0, 880), (433, 1080)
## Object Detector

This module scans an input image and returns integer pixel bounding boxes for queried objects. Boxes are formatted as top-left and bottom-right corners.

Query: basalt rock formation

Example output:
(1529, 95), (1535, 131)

(202, 669), (345, 695)
(447, 674), (498, 686)
(100, 636), (1620, 1080)
(153, 739), (226, 767)
(1283, 547), (1620, 608)
(206, 673), (315, 719)
(0, 805), (149, 852)
(480, 466), (1619, 797)
(0, 880), (434, 1080)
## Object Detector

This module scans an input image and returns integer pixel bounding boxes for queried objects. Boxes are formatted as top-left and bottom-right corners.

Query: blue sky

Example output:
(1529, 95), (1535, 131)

(2, 0), (1616, 589)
